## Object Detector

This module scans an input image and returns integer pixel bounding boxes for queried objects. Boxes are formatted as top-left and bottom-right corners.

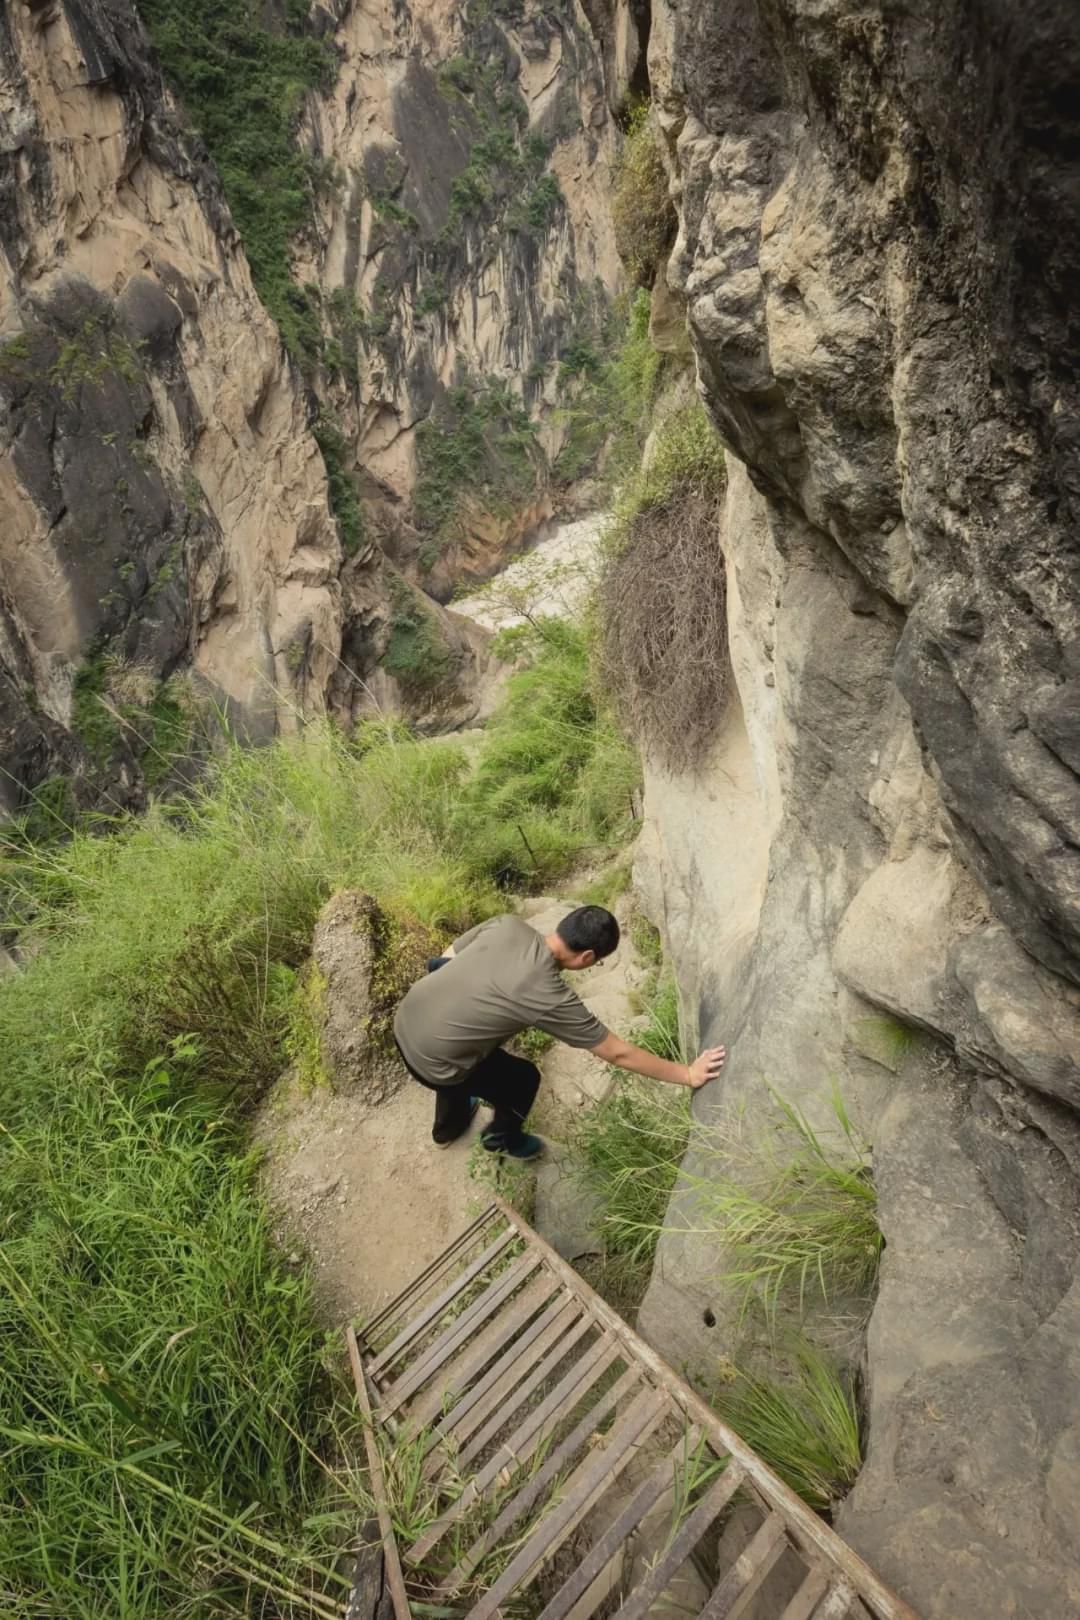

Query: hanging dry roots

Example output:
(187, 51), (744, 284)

(598, 477), (728, 773)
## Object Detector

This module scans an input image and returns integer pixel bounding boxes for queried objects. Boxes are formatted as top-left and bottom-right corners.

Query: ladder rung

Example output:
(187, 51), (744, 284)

(779, 1566), (832, 1620)
(407, 1337), (624, 1568)
(462, 1386), (670, 1620)
(358, 1206), (500, 1343)
(406, 1272), (558, 1431)
(379, 1250), (542, 1416)
(613, 1461), (747, 1620)
(441, 1365), (651, 1594)
(809, 1578), (858, 1620)
(698, 1513), (788, 1620)
(368, 1226), (518, 1377)
(536, 1429), (707, 1620)
(421, 1293), (580, 1472)
(454, 1317), (605, 1473)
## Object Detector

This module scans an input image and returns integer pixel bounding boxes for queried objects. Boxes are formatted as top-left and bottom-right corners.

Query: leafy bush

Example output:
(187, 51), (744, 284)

(597, 403), (729, 773)
(553, 288), (664, 490)
(313, 414), (364, 555)
(434, 44), (557, 251)
(414, 379), (544, 557)
(139, 0), (333, 364)
(714, 1342), (863, 1514)
(612, 98), (676, 287)
(383, 578), (463, 702)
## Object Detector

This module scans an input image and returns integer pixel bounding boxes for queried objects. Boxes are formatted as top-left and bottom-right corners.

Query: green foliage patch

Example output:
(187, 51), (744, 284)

(553, 288), (666, 490)
(138, 0), (334, 364)
(434, 43), (560, 252)
(383, 577), (463, 702)
(612, 97), (676, 287)
(714, 1342), (863, 1514)
(455, 618), (640, 885)
(313, 414), (364, 556)
(414, 378), (544, 559)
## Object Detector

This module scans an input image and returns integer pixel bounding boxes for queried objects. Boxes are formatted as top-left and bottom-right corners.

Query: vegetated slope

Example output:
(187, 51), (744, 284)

(0, 618), (637, 1615)
(579, 4), (1080, 1618)
(0, 0), (625, 815)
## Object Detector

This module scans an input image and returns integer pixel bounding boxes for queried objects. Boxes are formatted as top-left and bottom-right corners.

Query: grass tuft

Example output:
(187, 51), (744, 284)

(570, 976), (690, 1287)
(713, 1341), (862, 1513)
(661, 1086), (883, 1318)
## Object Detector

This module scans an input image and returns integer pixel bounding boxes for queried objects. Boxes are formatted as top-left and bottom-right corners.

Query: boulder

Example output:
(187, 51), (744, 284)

(311, 890), (407, 1106)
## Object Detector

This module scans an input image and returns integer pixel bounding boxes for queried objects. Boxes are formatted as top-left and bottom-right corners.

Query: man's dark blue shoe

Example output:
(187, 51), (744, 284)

(480, 1130), (544, 1162)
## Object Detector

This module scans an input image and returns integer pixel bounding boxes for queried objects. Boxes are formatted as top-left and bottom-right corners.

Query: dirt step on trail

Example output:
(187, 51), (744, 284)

(260, 894), (649, 1324)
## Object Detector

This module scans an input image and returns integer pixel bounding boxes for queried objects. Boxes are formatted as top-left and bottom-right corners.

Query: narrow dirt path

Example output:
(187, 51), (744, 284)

(260, 891), (648, 1324)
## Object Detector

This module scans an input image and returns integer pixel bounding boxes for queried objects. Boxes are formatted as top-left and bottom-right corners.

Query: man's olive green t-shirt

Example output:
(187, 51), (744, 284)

(393, 915), (608, 1085)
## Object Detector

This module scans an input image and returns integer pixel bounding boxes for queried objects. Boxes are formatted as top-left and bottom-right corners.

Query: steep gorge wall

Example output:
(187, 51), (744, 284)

(299, 0), (623, 611)
(0, 0), (620, 811)
(0, 0), (347, 811)
(605, 3), (1080, 1615)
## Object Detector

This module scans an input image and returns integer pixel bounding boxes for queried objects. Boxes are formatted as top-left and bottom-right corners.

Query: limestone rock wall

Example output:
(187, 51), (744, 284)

(0, 0), (348, 810)
(603, 2), (1080, 1615)
(0, 0), (620, 808)
(299, 0), (622, 608)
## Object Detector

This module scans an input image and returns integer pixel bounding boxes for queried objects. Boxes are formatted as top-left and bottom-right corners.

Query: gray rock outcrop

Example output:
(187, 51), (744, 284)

(588, 2), (1080, 1615)
(311, 890), (404, 1105)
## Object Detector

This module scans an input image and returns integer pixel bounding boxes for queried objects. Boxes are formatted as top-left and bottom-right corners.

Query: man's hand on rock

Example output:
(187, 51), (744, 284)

(687, 1046), (726, 1088)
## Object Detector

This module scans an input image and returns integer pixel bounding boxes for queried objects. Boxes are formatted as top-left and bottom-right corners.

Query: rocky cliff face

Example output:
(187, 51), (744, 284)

(613, 2), (1080, 1615)
(0, 0), (347, 811)
(299, 0), (622, 609)
(0, 0), (618, 811)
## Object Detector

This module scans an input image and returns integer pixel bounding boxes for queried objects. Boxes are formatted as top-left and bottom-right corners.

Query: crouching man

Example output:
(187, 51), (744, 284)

(393, 905), (726, 1161)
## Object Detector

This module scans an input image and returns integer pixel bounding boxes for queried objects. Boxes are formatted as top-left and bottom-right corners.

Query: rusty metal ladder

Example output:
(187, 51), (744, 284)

(345, 1197), (919, 1620)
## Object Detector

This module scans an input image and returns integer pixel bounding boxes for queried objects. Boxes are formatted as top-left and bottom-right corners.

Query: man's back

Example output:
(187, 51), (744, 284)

(393, 914), (607, 1085)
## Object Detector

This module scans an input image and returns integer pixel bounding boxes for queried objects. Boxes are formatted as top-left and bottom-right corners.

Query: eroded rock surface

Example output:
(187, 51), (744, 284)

(602, 3), (1080, 1614)
(0, 0), (621, 809)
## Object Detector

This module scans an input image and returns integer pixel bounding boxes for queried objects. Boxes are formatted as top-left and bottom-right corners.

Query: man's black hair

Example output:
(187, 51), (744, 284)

(556, 905), (620, 960)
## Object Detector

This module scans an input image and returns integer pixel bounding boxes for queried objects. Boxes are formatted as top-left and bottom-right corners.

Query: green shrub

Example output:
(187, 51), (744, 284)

(138, 0), (334, 364)
(513, 1025), (556, 1062)
(383, 578), (463, 702)
(312, 415), (364, 555)
(414, 379), (543, 556)
(612, 98), (676, 287)
(553, 289), (664, 491)
(713, 1342), (863, 1514)
(435, 43), (557, 251)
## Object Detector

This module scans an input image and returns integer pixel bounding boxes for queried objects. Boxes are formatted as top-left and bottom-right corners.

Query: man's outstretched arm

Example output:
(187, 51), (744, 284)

(589, 1031), (726, 1090)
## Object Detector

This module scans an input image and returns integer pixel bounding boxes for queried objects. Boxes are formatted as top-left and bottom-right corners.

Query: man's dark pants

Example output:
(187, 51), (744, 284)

(396, 1040), (540, 1146)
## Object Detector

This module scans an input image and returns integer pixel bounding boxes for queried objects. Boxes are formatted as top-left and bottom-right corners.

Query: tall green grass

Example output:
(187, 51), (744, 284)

(0, 1043), (363, 1617)
(602, 1084), (882, 1318)
(570, 977), (691, 1288)
(714, 1342), (862, 1514)
(0, 618), (637, 1614)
